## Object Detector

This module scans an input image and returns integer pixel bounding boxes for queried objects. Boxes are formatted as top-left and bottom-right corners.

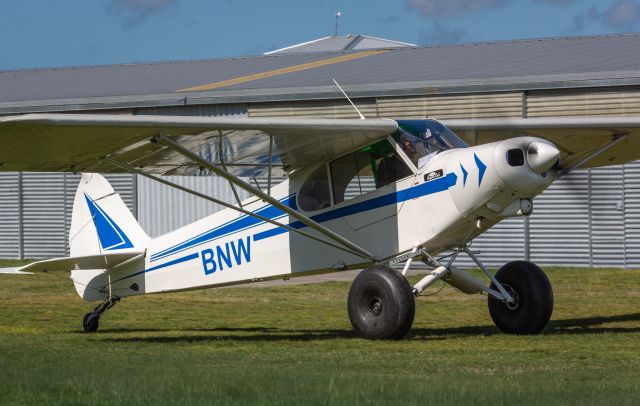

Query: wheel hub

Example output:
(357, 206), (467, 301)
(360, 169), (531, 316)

(369, 297), (383, 315)
(503, 284), (520, 310)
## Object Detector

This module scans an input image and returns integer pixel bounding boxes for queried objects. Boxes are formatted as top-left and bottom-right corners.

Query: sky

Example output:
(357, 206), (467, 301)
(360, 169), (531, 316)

(1, 0), (639, 70)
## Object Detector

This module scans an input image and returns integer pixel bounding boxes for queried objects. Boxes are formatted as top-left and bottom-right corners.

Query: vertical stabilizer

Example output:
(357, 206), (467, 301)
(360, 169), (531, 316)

(70, 173), (148, 257)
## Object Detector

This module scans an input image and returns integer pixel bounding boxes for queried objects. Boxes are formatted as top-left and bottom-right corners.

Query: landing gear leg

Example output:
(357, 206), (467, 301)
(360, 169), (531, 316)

(82, 297), (120, 333)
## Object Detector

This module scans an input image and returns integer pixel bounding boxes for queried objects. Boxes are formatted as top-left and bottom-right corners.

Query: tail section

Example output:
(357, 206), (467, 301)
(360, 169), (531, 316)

(70, 173), (148, 257)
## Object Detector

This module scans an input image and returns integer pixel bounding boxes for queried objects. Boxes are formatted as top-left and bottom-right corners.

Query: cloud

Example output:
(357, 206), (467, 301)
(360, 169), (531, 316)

(105, 0), (179, 28)
(569, 1), (640, 32)
(567, 12), (587, 32)
(405, 0), (506, 17)
(597, 0), (640, 29)
(418, 22), (467, 45)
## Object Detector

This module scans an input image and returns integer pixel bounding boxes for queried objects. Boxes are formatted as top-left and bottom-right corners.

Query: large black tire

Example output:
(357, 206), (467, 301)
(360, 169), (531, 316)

(488, 261), (553, 335)
(348, 265), (415, 340)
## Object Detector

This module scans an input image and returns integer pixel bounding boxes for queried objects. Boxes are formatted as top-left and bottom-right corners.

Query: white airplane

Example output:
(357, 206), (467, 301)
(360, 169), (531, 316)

(1, 111), (640, 339)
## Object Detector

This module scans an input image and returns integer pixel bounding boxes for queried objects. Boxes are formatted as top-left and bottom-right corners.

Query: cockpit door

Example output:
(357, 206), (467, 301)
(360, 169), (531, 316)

(328, 139), (418, 231)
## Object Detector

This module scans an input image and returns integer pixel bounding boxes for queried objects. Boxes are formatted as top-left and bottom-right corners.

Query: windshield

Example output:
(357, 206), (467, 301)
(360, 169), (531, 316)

(393, 119), (469, 169)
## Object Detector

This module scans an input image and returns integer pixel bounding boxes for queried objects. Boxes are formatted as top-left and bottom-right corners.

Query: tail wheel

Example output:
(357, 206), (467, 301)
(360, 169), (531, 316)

(82, 312), (100, 333)
(348, 265), (415, 340)
(488, 260), (553, 335)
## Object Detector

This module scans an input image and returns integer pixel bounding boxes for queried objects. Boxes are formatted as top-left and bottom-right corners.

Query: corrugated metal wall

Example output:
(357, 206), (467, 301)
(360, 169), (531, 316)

(136, 103), (248, 117)
(248, 93), (523, 119)
(624, 162), (640, 268)
(248, 89), (639, 120)
(529, 171), (591, 267)
(0, 173), (135, 259)
(22, 173), (67, 258)
(0, 173), (21, 259)
(455, 219), (527, 268)
(377, 92), (523, 119)
(527, 89), (640, 117)
(137, 176), (249, 237)
(249, 99), (377, 118)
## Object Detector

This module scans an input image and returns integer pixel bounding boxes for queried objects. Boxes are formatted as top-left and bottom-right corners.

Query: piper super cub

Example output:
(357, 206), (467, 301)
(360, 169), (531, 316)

(1, 110), (640, 339)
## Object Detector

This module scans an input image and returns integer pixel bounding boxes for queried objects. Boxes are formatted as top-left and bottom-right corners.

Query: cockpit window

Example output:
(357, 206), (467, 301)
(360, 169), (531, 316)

(298, 164), (331, 212)
(394, 119), (469, 169)
(298, 122), (464, 211)
(330, 140), (412, 205)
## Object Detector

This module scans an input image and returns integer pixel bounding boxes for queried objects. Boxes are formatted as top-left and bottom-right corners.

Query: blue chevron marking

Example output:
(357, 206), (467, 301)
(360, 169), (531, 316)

(474, 153), (487, 186)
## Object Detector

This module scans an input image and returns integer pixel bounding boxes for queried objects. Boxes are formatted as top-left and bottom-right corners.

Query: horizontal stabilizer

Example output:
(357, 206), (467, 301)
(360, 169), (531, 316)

(16, 251), (145, 274)
(0, 267), (33, 275)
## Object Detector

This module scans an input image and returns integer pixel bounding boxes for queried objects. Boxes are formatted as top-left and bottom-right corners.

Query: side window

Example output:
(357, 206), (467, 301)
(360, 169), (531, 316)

(298, 164), (331, 212)
(330, 140), (412, 205)
(374, 151), (413, 188)
(330, 151), (369, 204)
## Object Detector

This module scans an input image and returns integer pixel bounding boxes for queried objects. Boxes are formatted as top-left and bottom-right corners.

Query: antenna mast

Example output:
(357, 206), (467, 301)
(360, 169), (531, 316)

(332, 78), (365, 120)
(334, 11), (341, 36)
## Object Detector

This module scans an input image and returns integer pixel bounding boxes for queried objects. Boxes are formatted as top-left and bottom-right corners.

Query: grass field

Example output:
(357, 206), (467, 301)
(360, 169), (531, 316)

(1, 264), (640, 405)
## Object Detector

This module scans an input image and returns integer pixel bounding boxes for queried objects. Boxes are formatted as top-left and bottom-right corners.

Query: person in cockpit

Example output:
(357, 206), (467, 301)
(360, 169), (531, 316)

(399, 134), (430, 169)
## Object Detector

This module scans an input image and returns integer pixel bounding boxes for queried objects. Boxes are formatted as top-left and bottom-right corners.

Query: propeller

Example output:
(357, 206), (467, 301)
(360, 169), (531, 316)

(527, 141), (560, 174)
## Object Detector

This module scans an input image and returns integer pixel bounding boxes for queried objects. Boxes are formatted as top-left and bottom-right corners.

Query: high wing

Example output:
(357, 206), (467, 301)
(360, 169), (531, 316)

(0, 114), (398, 177)
(443, 116), (640, 170)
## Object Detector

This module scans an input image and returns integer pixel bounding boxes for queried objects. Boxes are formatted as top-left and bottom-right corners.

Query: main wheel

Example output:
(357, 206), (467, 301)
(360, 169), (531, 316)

(488, 261), (553, 335)
(348, 265), (415, 340)
(82, 312), (100, 333)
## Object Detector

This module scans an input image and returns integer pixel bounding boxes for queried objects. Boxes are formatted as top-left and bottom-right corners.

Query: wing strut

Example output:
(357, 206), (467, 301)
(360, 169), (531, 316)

(267, 135), (273, 196)
(558, 133), (628, 178)
(103, 158), (372, 260)
(152, 135), (380, 261)
(217, 132), (244, 208)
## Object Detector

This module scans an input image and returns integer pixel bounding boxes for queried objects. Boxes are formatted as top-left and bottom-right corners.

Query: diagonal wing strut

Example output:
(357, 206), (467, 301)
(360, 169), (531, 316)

(151, 134), (379, 261)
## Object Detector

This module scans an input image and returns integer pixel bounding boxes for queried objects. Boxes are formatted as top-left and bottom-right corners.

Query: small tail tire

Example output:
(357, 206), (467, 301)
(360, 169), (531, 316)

(82, 312), (100, 333)
(488, 260), (553, 335)
(348, 265), (415, 340)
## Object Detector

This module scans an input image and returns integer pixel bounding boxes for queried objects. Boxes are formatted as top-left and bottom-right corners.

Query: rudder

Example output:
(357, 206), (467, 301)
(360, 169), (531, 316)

(70, 173), (148, 257)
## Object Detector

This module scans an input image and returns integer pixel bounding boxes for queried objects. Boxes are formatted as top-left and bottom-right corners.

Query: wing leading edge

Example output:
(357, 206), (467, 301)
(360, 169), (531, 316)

(443, 116), (640, 170)
(0, 114), (398, 177)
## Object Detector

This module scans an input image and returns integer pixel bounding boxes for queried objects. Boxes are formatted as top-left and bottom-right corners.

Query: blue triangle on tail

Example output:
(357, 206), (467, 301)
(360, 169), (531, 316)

(84, 193), (134, 251)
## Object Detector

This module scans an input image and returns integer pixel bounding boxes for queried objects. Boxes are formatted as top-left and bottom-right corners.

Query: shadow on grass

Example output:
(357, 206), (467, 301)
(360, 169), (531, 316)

(546, 312), (640, 334)
(93, 312), (640, 343)
(96, 327), (357, 343)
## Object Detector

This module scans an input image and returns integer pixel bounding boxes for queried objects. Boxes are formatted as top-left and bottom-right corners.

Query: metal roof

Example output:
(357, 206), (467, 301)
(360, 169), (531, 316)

(264, 35), (415, 54)
(2, 33), (640, 114)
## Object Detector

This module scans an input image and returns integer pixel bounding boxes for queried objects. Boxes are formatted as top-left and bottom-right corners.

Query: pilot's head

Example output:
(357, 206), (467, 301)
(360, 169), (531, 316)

(399, 136), (416, 157)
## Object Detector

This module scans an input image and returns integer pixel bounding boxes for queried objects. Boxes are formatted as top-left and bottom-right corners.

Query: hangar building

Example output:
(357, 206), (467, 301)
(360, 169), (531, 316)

(1, 33), (640, 268)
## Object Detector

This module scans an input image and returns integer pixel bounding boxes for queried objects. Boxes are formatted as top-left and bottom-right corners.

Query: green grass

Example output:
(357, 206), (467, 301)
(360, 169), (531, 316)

(1, 265), (640, 405)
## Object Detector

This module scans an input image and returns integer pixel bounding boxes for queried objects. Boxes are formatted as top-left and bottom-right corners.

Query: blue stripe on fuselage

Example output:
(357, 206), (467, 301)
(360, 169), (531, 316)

(150, 195), (297, 262)
(150, 172), (456, 262)
(111, 252), (199, 284)
(253, 172), (457, 241)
